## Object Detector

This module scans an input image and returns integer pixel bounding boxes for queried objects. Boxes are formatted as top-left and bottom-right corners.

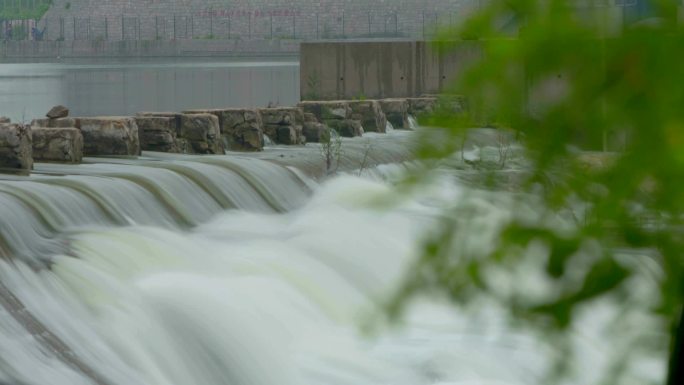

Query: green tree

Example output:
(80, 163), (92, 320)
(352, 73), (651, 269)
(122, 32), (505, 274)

(0, 0), (52, 21)
(391, 1), (684, 384)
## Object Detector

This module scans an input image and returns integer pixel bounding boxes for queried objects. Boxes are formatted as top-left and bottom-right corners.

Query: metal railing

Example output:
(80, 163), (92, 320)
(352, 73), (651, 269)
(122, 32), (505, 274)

(0, 10), (460, 42)
(0, 1), (650, 43)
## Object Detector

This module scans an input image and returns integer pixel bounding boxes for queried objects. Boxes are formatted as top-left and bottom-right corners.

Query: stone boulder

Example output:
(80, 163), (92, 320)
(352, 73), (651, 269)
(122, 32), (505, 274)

(419, 94), (468, 114)
(135, 116), (187, 153)
(76, 117), (140, 156)
(46, 105), (69, 119)
(185, 109), (264, 152)
(302, 121), (328, 143)
(179, 114), (223, 154)
(274, 125), (304, 145)
(378, 99), (410, 129)
(259, 107), (297, 126)
(303, 113), (318, 122)
(327, 119), (364, 138)
(294, 108), (306, 125)
(407, 97), (438, 117)
(347, 100), (387, 133)
(297, 101), (352, 121)
(31, 127), (83, 163)
(31, 117), (78, 129)
(0, 123), (32, 170)
(259, 107), (305, 145)
(298, 101), (363, 138)
(137, 111), (182, 120)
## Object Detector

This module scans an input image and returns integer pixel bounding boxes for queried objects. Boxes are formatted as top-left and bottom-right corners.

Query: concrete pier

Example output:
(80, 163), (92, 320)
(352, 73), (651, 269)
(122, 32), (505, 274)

(1, 95), (443, 174)
(0, 123), (32, 170)
(76, 117), (141, 156)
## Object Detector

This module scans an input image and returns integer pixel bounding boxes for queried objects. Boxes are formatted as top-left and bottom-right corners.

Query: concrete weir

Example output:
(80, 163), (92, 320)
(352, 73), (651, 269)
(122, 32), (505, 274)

(0, 101), (420, 385)
(77, 117), (141, 156)
(0, 122), (33, 171)
(31, 127), (84, 164)
(1, 95), (434, 172)
(182, 108), (264, 152)
(259, 107), (306, 145)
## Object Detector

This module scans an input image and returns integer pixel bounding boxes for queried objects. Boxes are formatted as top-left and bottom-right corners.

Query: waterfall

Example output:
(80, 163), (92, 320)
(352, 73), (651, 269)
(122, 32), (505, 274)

(0, 148), (665, 385)
(407, 115), (419, 130)
(0, 156), (312, 264)
(0, 173), (544, 385)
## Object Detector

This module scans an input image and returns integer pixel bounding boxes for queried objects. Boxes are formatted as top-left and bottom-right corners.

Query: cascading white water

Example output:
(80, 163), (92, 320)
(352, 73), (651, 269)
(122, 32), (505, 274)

(0, 149), (666, 385)
(408, 115), (419, 130)
(385, 121), (395, 132)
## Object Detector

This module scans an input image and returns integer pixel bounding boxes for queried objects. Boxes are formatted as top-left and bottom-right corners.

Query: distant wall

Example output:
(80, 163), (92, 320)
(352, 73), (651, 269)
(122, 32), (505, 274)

(0, 39), (299, 59)
(31, 0), (472, 43)
(300, 41), (482, 100)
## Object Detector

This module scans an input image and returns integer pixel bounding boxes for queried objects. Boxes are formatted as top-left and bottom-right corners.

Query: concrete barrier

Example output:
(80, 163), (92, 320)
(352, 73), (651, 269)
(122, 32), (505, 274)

(135, 115), (187, 153)
(31, 127), (84, 163)
(297, 101), (362, 137)
(179, 114), (224, 154)
(378, 99), (410, 129)
(300, 41), (482, 101)
(76, 117), (141, 156)
(184, 109), (264, 152)
(0, 123), (32, 170)
(137, 112), (224, 154)
(259, 108), (305, 145)
(2, 96), (428, 174)
(347, 100), (387, 133)
(406, 97), (438, 117)
(31, 118), (78, 128)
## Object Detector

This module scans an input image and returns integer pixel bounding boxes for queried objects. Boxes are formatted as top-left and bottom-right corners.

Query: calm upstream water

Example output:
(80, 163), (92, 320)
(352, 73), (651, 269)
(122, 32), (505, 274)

(0, 58), (299, 122)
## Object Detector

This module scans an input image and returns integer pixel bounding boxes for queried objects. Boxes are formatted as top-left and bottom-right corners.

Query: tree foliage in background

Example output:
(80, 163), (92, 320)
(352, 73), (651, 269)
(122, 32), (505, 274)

(391, 1), (684, 384)
(0, 0), (51, 21)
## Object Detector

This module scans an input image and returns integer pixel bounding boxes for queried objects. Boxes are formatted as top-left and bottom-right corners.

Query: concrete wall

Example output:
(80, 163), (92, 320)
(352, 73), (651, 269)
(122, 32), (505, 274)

(300, 40), (482, 100)
(0, 39), (299, 59)
(38, 0), (474, 41)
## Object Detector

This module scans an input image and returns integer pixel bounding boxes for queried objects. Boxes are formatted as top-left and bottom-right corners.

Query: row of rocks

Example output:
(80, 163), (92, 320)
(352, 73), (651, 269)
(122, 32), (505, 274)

(1, 96), (448, 171)
(181, 108), (265, 151)
(0, 123), (33, 170)
(32, 115), (140, 162)
(136, 112), (223, 154)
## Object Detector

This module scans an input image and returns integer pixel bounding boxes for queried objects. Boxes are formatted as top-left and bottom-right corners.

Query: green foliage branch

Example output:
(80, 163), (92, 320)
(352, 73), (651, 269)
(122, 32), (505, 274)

(390, 1), (684, 384)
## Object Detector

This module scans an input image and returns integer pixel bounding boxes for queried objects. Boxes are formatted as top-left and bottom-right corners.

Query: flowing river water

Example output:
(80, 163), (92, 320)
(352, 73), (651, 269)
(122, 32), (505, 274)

(0, 57), (667, 385)
(0, 130), (667, 385)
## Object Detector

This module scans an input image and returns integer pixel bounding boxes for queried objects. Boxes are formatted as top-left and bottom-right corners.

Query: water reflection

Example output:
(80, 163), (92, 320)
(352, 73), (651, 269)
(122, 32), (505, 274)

(0, 58), (299, 121)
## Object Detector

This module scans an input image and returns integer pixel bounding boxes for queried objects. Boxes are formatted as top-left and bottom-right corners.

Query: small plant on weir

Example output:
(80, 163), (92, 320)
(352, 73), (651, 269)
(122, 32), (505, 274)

(320, 128), (343, 175)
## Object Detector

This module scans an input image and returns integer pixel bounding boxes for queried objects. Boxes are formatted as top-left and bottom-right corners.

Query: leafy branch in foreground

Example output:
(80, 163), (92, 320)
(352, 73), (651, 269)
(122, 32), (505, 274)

(391, 1), (684, 384)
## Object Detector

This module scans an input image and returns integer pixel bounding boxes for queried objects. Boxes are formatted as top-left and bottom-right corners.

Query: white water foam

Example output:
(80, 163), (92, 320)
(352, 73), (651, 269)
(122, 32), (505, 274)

(408, 115), (419, 130)
(385, 121), (395, 132)
(0, 172), (667, 385)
